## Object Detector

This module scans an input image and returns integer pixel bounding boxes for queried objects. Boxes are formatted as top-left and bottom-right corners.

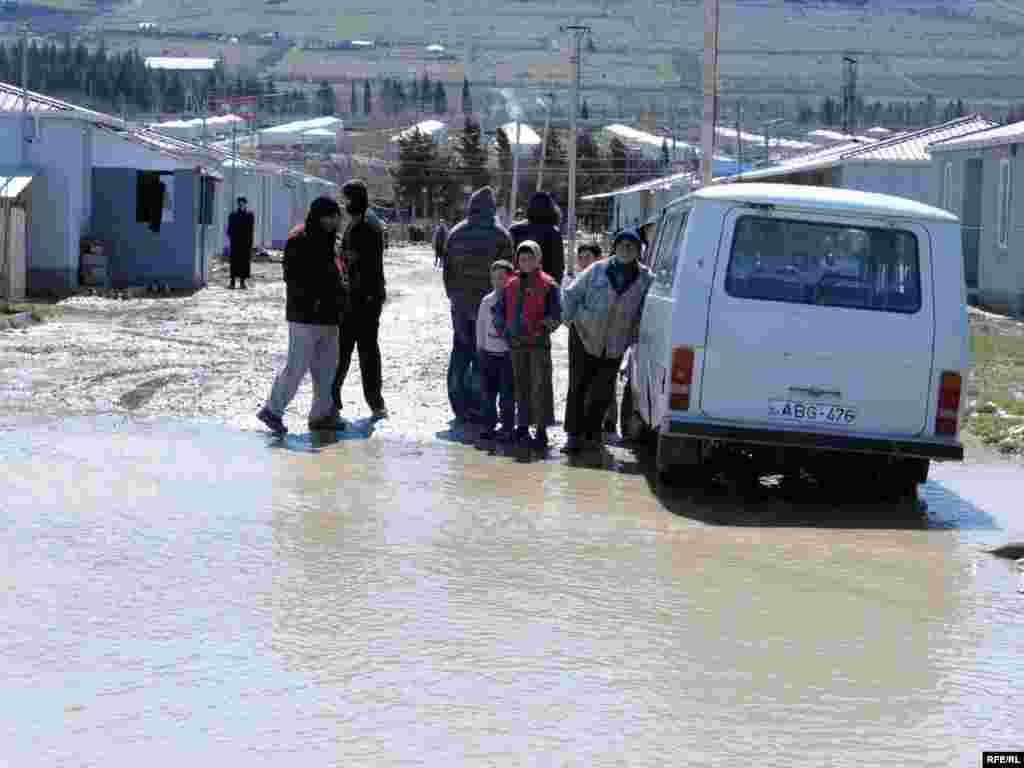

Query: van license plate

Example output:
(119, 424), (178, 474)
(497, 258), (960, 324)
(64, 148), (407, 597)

(769, 400), (857, 425)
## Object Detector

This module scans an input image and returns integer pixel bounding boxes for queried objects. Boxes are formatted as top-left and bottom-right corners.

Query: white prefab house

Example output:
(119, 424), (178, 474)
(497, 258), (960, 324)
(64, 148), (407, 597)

(725, 115), (998, 207)
(0, 81), (337, 295)
(931, 121), (1024, 314)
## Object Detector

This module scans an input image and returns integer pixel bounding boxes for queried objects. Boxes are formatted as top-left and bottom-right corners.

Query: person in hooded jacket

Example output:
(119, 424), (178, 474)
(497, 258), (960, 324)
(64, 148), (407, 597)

(509, 191), (565, 284)
(560, 228), (653, 454)
(257, 197), (347, 435)
(443, 185), (514, 423)
(332, 179), (389, 421)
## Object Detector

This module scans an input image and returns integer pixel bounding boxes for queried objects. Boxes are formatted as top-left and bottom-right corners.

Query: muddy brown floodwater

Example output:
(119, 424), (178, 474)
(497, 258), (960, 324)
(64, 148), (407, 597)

(1, 247), (1023, 766)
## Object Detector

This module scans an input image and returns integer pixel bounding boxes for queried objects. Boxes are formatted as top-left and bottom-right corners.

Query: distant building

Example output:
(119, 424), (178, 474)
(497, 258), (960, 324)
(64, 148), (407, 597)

(725, 115), (997, 207)
(931, 121), (1024, 313)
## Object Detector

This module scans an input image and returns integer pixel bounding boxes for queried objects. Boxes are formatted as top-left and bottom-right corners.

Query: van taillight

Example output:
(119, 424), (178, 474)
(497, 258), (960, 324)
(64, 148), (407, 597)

(669, 347), (695, 411)
(936, 371), (962, 436)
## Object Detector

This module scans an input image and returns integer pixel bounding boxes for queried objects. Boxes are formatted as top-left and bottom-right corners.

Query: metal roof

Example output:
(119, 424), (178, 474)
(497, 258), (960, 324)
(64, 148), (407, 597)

(716, 125), (816, 150)
(679, 182), (959, 223)
(930, 120), (1024, 153)
(840, 114), (997, 163)
(144, 57), (218, 71)
(580, 169), (696, 200)
(260, 117), (343, 135)
(0, 80), (116, 121)
(500, 121), (541, 145)
(724, 115), (997, 181)
(722, 140), (870, 182)
(0, 172), (33, 199)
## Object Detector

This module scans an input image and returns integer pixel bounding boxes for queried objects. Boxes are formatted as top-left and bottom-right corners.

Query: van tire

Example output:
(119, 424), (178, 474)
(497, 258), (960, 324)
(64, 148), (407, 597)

(656, 434), (703, 485)
(881, 460), (924, 503)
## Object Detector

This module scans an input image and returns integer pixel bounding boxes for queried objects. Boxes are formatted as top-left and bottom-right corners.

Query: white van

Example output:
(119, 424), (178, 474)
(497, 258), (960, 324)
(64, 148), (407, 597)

(623, 183), (968, 498)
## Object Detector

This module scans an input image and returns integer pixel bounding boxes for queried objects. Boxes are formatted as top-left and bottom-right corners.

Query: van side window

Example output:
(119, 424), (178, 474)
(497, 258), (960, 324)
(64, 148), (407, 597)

(724, 216), (922, 314)
(652, 210), (688, 288)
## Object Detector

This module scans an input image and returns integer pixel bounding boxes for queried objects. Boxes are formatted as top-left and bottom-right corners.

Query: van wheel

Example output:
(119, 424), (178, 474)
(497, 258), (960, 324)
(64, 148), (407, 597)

(881, 461), (923, 503)
(620, 375), (649, 444)
(656, 434), (703, 486)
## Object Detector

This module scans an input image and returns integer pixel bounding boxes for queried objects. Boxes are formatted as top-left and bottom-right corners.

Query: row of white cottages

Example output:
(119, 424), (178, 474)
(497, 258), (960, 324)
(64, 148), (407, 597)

(0, 82), (336, 300)
(584, 114), (1024, 315)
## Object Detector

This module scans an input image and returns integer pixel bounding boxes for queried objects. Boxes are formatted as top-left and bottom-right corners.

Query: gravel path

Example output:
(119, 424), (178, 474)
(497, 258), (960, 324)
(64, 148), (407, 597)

(0, 246), (576, 446)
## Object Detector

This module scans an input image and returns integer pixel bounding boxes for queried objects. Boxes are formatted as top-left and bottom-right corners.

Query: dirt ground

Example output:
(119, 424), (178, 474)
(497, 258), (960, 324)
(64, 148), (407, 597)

(2, 245), (1022, 460)
(0, 246), (576, 447)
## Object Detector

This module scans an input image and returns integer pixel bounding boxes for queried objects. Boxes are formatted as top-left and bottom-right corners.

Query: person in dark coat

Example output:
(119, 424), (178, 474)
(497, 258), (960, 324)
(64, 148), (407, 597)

(509, 191), (565, 284)
(332, 179), (389, 420)
(443, 186), (514, 424)
(227, 197), (255, 290)
(257, 197), (347, 435)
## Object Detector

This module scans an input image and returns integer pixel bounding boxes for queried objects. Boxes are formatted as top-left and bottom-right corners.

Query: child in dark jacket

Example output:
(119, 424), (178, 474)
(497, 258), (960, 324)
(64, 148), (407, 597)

(494, 240), (561, 454)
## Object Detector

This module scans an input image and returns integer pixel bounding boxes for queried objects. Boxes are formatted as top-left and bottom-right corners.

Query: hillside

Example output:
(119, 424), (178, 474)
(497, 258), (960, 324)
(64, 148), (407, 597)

(9, 0), (1024, 121)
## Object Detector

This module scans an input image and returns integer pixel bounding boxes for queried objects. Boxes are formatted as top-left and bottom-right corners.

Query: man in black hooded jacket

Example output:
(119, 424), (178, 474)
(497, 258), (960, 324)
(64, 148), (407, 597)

(257, 196), (347, 435)
(509, 191), (565, 284)
(332, 179), (389, 420)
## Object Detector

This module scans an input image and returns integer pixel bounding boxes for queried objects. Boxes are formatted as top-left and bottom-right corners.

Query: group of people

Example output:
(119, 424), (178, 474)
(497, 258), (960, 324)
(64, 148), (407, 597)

(254, 180), (653, 460)
(442, 186), (652, 458)
(256, 180), (388, 435)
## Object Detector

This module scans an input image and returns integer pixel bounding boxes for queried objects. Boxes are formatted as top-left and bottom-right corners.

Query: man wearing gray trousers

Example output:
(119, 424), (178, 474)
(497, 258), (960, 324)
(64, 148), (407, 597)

(257, 197), (348, 434)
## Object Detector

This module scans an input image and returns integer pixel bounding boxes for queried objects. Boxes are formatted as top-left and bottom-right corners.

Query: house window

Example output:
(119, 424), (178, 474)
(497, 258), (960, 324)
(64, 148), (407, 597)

(943, 161), (954, 212)
(136, 171), (174, 225)
(998, 158), (1012, 250)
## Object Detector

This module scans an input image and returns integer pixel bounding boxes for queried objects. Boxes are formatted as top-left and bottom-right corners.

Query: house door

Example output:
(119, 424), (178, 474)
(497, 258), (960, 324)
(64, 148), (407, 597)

(962, 158), (983, 289)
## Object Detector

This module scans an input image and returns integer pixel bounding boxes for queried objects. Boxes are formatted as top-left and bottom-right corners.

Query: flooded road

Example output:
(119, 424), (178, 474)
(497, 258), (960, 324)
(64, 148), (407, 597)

(2, 414), (1022, 767)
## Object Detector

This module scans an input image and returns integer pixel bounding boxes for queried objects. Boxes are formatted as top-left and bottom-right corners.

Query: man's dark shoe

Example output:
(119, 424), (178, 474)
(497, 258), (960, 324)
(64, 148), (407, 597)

(257, 407), (287, 435)
(532, 429), (549, 452)
(561, 435), (583, 454)
(240, 281), (247, 290)
(475, 429), (496, 449)
(371, 405), (389, 421)
(309, 414), (348, 431)
(228, 281), (236, 290)
(495, 427), (515, 443)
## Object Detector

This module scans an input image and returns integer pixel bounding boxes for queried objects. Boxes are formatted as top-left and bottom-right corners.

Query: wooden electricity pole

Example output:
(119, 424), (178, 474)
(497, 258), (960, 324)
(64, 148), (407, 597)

(701, 0), (720, 186)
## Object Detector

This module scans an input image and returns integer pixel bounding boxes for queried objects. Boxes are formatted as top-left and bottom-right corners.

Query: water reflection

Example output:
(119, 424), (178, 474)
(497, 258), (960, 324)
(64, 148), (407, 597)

(1, 415), (1020, 767)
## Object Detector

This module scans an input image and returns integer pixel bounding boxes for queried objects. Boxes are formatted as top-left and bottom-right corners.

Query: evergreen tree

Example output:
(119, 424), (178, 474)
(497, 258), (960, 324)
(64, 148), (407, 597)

(661, 138), (671, 168)
(392, 128), (441, 217)
(394, 79), (406, 113)
(363, 79), (371, 115)
(461, 77), (472, 114)
(433, 80), (447, 115)
(316, 80), (335, 115)
(580, 99), (589, 120)
(495, 127), (513, 209)
(351, 80), (358, 115)
(409, 76), (419, 112)
(420, 71), (431, 111)
(455, 116), (489, 190)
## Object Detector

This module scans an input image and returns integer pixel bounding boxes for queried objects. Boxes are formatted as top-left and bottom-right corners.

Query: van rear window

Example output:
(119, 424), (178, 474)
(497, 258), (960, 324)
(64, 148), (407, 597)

(725, 216), (922, 314)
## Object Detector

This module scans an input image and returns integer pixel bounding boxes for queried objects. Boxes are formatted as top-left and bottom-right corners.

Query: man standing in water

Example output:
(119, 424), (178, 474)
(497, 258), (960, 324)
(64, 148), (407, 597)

(257, 197), (347, 435)
(332, 179), (389, 421)
(443, 185), (514, 424)
(227, 196), (255, 290)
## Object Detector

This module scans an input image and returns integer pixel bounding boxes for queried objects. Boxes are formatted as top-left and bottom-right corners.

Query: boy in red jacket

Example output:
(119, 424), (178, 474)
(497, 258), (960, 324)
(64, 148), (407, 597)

(494, 240), (561, 455)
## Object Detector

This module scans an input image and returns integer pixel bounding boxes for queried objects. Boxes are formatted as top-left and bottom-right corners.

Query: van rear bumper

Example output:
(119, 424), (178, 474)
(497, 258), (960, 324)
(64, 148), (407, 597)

(666, 419), (964, 461)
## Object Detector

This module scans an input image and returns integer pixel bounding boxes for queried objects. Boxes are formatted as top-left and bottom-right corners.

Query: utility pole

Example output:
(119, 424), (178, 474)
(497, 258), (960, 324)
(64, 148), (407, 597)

(231, 117), (238, 215)
(841, 56), (858, 137)
(537, 93), (554, 192)
(20, 23), (29, 164)
(735, 100), (743, 170)
(701, 0), (719, 186)
(561, 23), (590, 274)
(509, 119), (522, 224)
